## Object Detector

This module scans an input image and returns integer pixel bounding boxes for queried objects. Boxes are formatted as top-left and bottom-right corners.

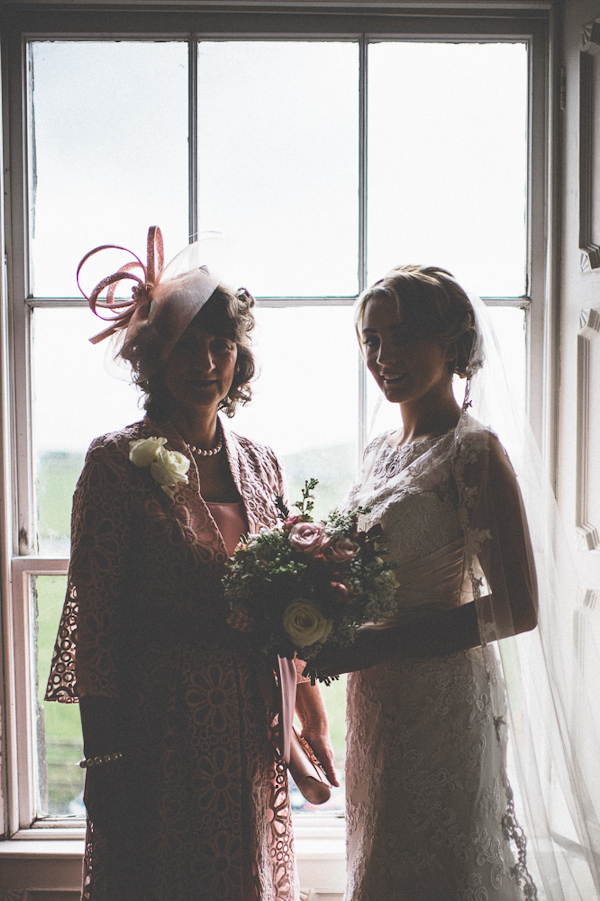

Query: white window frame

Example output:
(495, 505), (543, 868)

(0, 4), (559, 889)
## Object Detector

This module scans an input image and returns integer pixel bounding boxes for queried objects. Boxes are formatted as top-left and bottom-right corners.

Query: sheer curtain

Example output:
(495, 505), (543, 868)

(460, 294), (600, 900)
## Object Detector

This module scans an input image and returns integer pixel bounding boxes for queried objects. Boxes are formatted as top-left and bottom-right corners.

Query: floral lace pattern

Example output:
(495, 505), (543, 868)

(345, 430), (531, 900)
(46, 417), (298, 901)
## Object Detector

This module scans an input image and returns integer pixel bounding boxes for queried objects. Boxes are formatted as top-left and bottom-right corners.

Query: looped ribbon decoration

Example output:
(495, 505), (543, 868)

(77, 226), (164, 345)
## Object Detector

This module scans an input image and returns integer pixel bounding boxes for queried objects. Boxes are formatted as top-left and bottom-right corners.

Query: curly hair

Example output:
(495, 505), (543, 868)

(354, 265), (478, 379)
(128, 284), (256, 421)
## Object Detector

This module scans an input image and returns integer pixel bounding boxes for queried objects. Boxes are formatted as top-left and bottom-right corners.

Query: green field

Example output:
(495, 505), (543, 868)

(36, 574), (85, 816)
(36, 451), (83, 554)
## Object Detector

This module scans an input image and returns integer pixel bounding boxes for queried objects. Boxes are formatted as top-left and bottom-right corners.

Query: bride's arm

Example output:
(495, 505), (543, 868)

(310, 603), (481, 675)
(473, 433), (538, 639)
(313, 437), (538, 676)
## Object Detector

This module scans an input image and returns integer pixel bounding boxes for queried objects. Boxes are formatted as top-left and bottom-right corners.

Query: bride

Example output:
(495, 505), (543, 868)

(314, 265), (539, 900)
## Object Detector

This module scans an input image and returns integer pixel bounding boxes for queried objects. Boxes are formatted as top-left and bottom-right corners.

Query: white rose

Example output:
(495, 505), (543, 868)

(150, 447), (190, 491)
(129, 436), (167, 467)
(283, 599), (333, 648)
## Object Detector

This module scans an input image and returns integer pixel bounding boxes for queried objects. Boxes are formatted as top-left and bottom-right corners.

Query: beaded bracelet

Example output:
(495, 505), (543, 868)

(79, 751), (124, 769)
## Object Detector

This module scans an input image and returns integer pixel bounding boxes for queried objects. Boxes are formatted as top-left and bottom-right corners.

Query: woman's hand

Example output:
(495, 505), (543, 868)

(294, 681), (340, 787)
(79, 695), (134, 831)
(83, 761), (133, 832)
(299, 726), (339, 787)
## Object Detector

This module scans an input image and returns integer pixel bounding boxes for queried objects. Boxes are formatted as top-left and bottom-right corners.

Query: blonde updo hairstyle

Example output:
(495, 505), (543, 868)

(354, 265), (477, 379)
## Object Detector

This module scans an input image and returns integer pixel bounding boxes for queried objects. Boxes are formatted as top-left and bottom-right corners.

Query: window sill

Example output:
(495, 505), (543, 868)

(0, 818), (345, 859)
(0, 826), (345, 896)
(292, 813), (345, 859)
(0, 837), (85, 858)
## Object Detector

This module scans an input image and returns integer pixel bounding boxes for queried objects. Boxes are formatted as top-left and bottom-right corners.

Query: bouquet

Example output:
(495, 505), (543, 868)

(224, 479), (398, 683)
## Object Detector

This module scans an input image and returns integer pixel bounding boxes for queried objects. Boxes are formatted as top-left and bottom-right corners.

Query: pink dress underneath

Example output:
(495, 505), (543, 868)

(206, 501), (248, 556)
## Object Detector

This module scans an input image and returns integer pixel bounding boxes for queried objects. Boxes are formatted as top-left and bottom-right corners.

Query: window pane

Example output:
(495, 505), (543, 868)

(367, 43), (528, 297)
(32, 308), (143, 554)
(234, 304), (357, 812)
(233, 304), (360, 515)
(29, 41), (190, 297)
(197, 42), (359, 297)
(35, 574), (85, 817)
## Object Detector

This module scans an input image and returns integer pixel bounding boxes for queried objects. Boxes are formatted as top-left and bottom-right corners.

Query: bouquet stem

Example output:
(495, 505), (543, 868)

(301, 664), (339, 687)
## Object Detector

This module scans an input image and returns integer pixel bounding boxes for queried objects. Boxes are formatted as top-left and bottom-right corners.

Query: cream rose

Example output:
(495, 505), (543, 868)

(129, 436), (167, 467)
(129, 437), (189, 499)
(328, 537), (361, 564)
(283, 599), (333, 648)
(288, 522), (330, 556)
(150, 447), (190, 493)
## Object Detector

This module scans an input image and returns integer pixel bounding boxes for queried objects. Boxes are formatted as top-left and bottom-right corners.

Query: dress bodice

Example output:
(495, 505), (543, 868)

(347, 431), (468, 622)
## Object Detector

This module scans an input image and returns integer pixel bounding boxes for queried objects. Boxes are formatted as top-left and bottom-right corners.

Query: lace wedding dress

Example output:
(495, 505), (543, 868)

(344, 429), (528, 901)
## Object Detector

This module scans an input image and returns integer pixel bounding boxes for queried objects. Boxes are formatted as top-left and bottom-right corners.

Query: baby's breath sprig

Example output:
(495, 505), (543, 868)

(294, 478), (319, 518)
(325, 505), (373, 533)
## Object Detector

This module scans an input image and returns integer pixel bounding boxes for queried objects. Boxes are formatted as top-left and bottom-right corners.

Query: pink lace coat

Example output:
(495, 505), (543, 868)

(46, 416), (298, 901)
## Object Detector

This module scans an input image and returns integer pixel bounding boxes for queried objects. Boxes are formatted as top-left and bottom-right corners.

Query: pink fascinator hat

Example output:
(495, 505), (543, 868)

(77, 226), (220, 381)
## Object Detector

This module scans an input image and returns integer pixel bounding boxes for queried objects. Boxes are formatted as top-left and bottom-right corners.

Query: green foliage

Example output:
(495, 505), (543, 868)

(321, 674), (347, 760)
(35, 574), (84, 815)
(293, 478), (319, 518)
(36, 452), (84, 552)
(282, 442), (356, 522)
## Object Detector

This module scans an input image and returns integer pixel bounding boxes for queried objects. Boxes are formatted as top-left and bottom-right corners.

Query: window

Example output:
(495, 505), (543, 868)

(1, 6), (551, 845)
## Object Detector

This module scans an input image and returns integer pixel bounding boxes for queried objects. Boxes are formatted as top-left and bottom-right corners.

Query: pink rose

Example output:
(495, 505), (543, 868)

(288, 522), (330, 556)
(328, 537), (361, 564)
(330, 581), (350, 603)
(284, 515), (301, 530)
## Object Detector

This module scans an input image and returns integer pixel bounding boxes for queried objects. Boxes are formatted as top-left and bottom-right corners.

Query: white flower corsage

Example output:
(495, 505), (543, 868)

(129, 436), (190, 499)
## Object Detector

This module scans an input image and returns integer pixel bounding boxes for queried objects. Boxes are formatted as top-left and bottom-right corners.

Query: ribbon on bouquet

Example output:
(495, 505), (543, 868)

(277, 655), (298, 764)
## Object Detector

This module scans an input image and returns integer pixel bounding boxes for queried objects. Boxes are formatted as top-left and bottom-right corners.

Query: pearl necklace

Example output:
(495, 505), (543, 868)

(188, 431), (224, 457)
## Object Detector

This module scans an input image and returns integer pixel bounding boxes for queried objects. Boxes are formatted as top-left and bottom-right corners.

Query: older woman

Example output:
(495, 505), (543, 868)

(45, 228), (336, 901)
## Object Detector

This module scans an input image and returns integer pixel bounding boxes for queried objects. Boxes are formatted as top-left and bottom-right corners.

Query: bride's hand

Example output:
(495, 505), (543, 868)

(309, 629), (383, 677)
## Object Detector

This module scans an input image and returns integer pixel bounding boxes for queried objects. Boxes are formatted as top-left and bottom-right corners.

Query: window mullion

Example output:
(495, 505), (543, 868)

(9, 40), (35, 558)
(189, 34), (198, 244)
(358, 33), (368, 459)
(359, 34), (368, 296)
